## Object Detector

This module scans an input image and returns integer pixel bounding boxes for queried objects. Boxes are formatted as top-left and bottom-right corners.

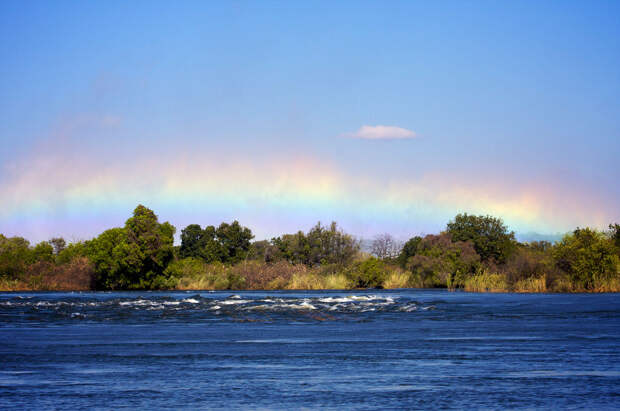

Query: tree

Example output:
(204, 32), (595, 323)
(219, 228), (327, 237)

(371, 233), (402, 260)
(406, 233), (480, 288)
(86, 228), (135, 289)
(348, 257), (387, 288)
(248, 240), (282, 263)
(397, 236), (422, 269)
(179, 221), (253, 264)
(86, 205), (176, 289)
(609, 223), (620, 250)
(553, 227), (619, 289)
(215, 221), (254, 263)
(179, 224), (204, 259)
(0, 235), (32, 279)
(272, 222), (359, 267)
(124, 205), (176, 288)
(446, 213), (516, 263)
(56, 241), (88, 265)
(32, 242), (54, 263)
(49, 237), (66, 255)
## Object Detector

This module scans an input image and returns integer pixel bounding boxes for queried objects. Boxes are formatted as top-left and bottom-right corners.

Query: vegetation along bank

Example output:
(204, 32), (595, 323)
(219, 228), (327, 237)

(1, 205), (619, 292)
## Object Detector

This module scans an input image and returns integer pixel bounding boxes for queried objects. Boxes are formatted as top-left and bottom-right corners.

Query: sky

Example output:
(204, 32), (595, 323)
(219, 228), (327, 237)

(1, 0), (619, 244)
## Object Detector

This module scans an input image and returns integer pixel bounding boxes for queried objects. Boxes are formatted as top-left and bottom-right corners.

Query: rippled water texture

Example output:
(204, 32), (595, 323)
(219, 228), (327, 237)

(1, 290), (619, 409)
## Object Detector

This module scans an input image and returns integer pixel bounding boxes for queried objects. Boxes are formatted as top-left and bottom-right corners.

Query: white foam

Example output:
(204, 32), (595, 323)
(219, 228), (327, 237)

(220, 299), (251, 305)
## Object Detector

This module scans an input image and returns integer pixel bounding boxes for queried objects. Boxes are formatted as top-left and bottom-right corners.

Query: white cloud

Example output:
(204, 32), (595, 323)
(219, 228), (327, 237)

(345, 125), (417, 140)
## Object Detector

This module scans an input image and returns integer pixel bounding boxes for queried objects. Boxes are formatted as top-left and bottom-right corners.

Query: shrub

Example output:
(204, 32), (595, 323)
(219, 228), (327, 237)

(347, 257), (387, 288)
(229, 260), (303, 290)
(406, 233), (480, 288)
(446, 213), (516, 263)
(553, 228), (619, 290)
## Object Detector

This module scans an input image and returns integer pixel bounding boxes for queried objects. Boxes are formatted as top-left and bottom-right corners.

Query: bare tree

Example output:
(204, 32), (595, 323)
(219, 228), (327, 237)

(371, 233), (402, 260)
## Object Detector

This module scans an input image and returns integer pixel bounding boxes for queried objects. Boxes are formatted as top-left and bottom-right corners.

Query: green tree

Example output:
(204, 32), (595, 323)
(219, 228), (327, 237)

(348, 257), (387, 288)
(86, 205), (176, 289)
(0, 235), (32, 279)
(609, 223), (620, 250)
(124, 205), (176, 288)
(273, 222), (359, 267)
(406, 233), (480, 288)
(446, 213), (516, 263)
(49, 237), (66, 255)
(32, 242), (54, 263)
(397, 236), (422, 269)
(179, 221), (253, 264)
(553, 227), (619, 289)
(56, 241), (88, 265)
(215, 221), (254, 263)
(180, 224), (205, 259)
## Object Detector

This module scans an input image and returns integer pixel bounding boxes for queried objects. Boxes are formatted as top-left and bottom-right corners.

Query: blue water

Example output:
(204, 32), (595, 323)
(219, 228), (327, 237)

(1, 290), (619, 410)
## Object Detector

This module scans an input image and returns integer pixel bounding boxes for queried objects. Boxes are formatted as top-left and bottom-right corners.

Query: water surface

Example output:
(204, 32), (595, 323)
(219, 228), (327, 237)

(1, 290), (619, 409)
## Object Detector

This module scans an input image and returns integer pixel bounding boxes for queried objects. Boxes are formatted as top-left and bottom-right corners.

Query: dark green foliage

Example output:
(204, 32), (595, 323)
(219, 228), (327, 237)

(180, 221), (253, 263)
(49, 237), (66, 255)
(86, 205), (176, 289)
(553, 228), (619, 289)
(56, 242), (88, 265)
(502, 244), (554, 285)
(180, 224), (205, 259)
(248, 240), (282, 263)
(216, 221), (254, 263)
(32, 242), (54, 263)
(609, 223), (620, 250)
(405, 233), (480, 288)
(397, 236), (422, 268)
(272, 222), (359, 267)
(0, 235), (32, 279)
(348, 257), (387, 288)
(446, 213), (516, 263)
(3, 207), (620, 292)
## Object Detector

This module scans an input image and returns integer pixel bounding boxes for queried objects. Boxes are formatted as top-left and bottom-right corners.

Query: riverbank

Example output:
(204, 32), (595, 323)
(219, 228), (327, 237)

(2, 260), (619, 293)
(2, 207), (619, 293)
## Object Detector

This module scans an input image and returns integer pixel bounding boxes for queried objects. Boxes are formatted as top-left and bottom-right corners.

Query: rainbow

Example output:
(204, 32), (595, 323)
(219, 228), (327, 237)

(0, 146), (616, 242)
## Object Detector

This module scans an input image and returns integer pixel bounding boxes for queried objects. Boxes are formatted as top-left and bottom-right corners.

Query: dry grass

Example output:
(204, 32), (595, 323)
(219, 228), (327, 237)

(0, 258), (95, 291)
(285, 271), (352, 290)
(382, 271), (411, 289)
(590, 277), (620, 293)
(512, 276), (547, 293)
(463, 272), (508, 292)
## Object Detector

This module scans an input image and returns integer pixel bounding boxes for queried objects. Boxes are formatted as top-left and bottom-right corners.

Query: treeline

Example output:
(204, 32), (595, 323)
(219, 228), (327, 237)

(1, 205), (619, 292)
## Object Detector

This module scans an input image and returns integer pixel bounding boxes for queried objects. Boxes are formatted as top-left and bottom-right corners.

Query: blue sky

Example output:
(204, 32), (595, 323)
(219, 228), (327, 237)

(1, 1), (619, 242)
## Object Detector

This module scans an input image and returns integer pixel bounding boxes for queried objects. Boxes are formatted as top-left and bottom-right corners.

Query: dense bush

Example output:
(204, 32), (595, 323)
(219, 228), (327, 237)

(405, 233), (480, 288)
(271, 222), (359, 266)
(2, 208), (620, 293)
(85, 205), (176, 290)
(180, 221), (253, 264)
(346, 257), (388, 288)
(446, 213), (516, 263)
(553, 228), (619, 290)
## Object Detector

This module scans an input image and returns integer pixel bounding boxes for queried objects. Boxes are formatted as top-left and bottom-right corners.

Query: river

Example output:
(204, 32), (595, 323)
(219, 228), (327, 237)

(1, 290), (619, 409)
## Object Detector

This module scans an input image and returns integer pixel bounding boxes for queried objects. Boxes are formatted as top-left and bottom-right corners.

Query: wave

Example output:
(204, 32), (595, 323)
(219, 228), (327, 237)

(0, 293), (431, 323)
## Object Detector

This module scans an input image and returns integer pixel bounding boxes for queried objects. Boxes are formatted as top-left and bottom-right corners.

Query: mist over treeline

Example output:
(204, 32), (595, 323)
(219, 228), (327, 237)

(1, 205), (619, 292)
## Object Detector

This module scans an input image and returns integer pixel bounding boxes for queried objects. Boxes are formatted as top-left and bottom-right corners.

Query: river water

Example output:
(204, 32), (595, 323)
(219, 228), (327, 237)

(1, 290), (619, 409)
